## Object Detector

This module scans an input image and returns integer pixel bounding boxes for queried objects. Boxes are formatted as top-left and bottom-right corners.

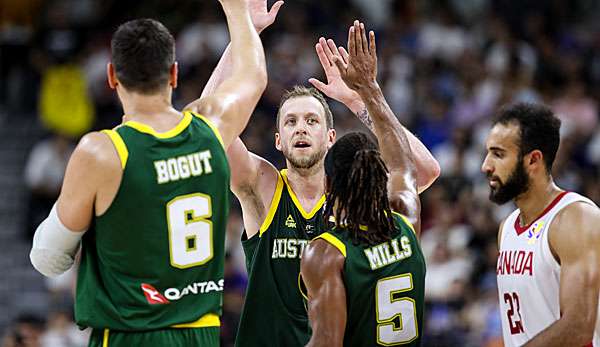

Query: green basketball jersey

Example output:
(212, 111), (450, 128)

(315, 213), (426, 347)
(236, 169), (326, 347)
(75, 111), (230, 332)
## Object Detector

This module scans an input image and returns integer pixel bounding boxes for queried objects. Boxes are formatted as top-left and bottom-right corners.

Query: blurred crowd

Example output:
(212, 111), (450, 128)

(3, 0), (600, 346)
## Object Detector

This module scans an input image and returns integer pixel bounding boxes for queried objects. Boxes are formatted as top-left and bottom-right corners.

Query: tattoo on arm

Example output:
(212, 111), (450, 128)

(356, 108), (374, 132)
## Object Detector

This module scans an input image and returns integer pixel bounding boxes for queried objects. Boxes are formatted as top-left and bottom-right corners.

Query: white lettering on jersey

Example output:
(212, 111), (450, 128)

(154, 150), (213, 184)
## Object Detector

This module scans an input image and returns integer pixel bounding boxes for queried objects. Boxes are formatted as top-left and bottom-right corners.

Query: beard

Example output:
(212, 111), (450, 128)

(284, 145), (327, 170)
(488, 159), (530, 205)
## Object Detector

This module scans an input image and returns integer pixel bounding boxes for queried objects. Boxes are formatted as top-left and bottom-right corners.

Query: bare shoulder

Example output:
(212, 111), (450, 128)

(302, 239), (345, 276)
(497, 219), (506, 250)
(184, 97), (226, 128)
(550, 201), (600, 258)
(72, 132), (120, 171)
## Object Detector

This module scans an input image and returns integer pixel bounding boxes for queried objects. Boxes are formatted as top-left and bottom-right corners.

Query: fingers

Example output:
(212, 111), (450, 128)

(326, 39), (339, 58)
(269, 1), (284, 17)
(369, 30), (376, 57)
(338, 46), (349, 64)
(315, 41), (331, 69)
(348, 25), (356, 56)
(360, 23), (369, 54)
(308, 78), (328, 92)
(319, 37), (336, 66)
(331, 55), (347, 74)
(353, 20), (361, 55)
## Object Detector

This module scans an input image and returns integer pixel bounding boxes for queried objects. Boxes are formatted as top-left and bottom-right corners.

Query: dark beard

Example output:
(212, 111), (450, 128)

(489, 160), (530, 205)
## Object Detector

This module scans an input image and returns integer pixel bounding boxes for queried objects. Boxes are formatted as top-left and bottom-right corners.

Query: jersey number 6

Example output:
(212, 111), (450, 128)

(166, 193), (213, 268)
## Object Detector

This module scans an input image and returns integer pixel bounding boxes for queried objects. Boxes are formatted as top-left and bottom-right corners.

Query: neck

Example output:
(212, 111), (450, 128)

(118, 87), (176, 120)
(514, 176), (563, 226)
(285, 161), (325, 200)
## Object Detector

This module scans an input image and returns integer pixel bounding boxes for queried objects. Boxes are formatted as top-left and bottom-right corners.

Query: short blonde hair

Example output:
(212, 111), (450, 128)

(276, 86), (334, 130)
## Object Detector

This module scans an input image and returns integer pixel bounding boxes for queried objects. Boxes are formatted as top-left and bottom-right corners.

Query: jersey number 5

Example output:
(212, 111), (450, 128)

(376, 273), (419, 345)
(166, 193), (213, 268)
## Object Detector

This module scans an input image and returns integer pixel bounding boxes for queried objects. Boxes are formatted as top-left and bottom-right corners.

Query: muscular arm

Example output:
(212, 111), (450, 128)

(301, 239), (346, 347)
(185, 0), (267, 149)
(30, 132), (121, 276)
(335, 22), (421, 235)
(523, 202), (600, 347)
(310, 38), (439, 194)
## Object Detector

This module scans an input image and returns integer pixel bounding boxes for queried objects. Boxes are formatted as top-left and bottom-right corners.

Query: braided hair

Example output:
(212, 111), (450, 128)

(324, 132), (395, 246)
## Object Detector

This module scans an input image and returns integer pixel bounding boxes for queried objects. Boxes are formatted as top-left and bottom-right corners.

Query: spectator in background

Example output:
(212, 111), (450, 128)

(1, 314), (45, 347)
(23, 134), (74, 240)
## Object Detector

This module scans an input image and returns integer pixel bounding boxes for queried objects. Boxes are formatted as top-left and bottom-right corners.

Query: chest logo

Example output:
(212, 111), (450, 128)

(527, 221), (545, 245)
(285, 215), (297, 228)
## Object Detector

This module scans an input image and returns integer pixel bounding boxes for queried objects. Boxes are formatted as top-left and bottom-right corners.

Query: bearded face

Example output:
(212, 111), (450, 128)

(487, 156), (530, 204)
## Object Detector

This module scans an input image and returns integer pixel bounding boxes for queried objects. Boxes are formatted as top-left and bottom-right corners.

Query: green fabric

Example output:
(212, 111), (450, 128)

(236, 171), (326, 347)
(88, 327), (219, 347)
(76, 113), (230, 332)
(332, 213), (426, 347)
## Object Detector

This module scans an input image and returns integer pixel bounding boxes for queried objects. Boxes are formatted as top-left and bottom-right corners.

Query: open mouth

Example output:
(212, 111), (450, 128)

(294, 141), (311, 148)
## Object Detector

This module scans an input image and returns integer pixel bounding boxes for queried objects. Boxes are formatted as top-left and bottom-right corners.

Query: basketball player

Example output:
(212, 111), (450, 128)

(200, 7), (438, 345)
(29, 0), (267, 345)
(301, 22), (425, 347)
(483, 103), (600, 347)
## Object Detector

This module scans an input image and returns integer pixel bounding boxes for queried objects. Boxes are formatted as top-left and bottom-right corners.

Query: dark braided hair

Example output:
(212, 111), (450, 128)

(324, 132), (395, 246)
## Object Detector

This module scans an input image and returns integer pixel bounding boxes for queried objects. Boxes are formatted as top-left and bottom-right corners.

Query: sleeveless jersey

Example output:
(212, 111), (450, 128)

(497, 191), (599, 347)
(236, 169), (326, 347)
(75, 111), (230, 331)
(315, 213), (426, 347)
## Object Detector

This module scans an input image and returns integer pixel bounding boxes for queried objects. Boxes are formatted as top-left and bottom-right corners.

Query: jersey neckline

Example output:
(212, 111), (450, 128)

(280, 169), (325, 219)
(514, 191), (568, 235)
(122, 111), (192, 139)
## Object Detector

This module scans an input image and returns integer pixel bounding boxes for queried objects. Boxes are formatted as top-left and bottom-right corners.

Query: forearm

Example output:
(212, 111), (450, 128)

(201, 44), (232, 99)
(352, 103), (439, 192)
(523, 317), (593, 347)
(223, 4), (266, 82)
(356, 83), (414, 172)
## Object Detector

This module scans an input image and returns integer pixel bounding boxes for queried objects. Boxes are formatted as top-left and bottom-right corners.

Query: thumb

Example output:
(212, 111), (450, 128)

(308, 78), (328, 92)
(269, 1), (284, 17)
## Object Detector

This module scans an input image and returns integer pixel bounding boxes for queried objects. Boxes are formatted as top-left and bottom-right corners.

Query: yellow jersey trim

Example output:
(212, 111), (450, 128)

(298, 273), (308, 300)
(101, 130), (128, 169)
(188, 111), (225, 149)
(171, 313), (220, 328)
(102, 329), (109, 347)
(314, 232), (346, 258)
(259, 172), (284, 237)
(392, 211), (416, 235)
(280, 169), (326, 219)
(123, 112), (192, 139)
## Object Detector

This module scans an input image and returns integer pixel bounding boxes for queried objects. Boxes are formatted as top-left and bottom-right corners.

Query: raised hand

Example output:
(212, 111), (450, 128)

(249, 0), (284, 33)
(309, 37), (361, 108)
(333, 20), (377, 92)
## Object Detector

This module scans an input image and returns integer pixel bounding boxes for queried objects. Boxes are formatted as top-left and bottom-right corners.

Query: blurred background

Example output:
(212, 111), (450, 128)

(2, 0), (600, 346)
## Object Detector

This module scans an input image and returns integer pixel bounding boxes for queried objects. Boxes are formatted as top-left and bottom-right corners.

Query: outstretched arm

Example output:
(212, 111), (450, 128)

(334, 21), (421, 234)
(522, 202), (600, 347)
(302, 239), (347, 347)
(185, 0), (268, 149)
(200, 0), (283, 98)
(310, 37), (439, 194)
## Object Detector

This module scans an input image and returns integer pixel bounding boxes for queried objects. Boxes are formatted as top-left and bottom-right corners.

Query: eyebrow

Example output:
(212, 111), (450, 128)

(488, 146), (506, 152)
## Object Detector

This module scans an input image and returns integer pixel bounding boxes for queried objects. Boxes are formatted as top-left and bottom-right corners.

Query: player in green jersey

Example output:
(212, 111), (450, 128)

(29, 0), (267, 346)
(302, 21), (426, 347)
(200, 3), (439, 345)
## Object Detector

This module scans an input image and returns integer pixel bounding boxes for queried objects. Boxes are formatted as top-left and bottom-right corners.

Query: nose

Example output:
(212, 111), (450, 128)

(481, 155), (492, 174)
(295, 122), (308, 135)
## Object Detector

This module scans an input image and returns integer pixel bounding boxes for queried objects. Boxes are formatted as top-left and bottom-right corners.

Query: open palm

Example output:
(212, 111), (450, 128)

(249, 0), (284, 33)
(309, 37), (360, 106)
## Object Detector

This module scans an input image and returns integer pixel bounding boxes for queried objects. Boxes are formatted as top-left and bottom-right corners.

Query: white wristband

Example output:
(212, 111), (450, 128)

(30, 203), (86, 277)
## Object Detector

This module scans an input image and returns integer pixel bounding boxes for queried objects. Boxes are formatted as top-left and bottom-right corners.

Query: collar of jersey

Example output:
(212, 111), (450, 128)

(122, 112), (192, 139)
(280, 169), (325, 219)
